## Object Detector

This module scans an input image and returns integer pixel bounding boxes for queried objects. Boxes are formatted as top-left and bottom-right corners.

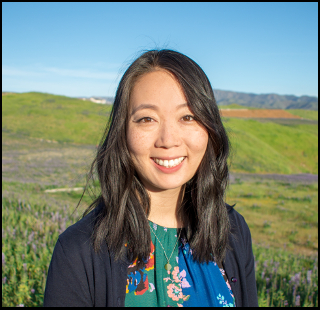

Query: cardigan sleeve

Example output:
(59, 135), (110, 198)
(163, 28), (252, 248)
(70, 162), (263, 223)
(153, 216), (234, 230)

(43, 208), (130, 307)
(244, 221), (259, 307)
(225, 205), (259, 307)
(43, 237), (93, 307)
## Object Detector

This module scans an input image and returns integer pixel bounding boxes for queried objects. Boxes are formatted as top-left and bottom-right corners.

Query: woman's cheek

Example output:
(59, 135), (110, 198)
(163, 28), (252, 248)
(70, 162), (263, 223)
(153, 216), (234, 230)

(127, 129), (152, 157)
(185, 127), (208, 152)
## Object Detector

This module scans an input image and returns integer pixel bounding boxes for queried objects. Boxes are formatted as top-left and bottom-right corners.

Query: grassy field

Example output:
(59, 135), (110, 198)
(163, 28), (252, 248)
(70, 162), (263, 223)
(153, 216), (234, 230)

(288, 109), (318, 121)
(225, 180), (318, 257)
(219, 103), (258, 109)
(223, 117), (318, 174)
(2, 92), (318, 306)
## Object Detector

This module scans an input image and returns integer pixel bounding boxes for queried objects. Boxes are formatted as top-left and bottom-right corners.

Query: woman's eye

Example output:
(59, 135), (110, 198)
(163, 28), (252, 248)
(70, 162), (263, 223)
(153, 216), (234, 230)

(138, 117), (153, 123)
(182, 115), (195, 122)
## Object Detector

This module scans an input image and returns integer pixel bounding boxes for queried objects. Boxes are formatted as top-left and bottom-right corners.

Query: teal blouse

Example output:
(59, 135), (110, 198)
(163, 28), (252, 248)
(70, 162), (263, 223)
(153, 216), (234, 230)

(125, 221), (236, 307)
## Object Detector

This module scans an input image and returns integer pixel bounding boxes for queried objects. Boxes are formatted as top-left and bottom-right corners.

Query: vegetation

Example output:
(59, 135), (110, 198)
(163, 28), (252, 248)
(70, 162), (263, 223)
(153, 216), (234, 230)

(218, 103), (257, 109)
(224, 117), (318, 174)
(226, 180), (318, 257)
(2, 197), (80, 307)
(2, 92), (111, 145)
(288, 109), (318, 121)
(253, 244), (318, 307)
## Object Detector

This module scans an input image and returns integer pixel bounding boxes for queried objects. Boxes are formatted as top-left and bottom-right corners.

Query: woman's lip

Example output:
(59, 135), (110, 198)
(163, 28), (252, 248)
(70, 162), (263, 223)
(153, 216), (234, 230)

(151, 156), (186, 160)
(151, 157), (185, 173)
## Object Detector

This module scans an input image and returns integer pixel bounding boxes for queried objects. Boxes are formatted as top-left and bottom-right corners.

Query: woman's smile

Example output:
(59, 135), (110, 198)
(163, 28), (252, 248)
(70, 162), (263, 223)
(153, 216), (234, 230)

(151, 156), (186, 173)
(152, 156), (185, 168)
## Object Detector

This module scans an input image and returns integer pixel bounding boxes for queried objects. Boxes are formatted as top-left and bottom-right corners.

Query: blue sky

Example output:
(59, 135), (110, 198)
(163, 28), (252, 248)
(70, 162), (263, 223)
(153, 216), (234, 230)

(2, 2), (318, 97)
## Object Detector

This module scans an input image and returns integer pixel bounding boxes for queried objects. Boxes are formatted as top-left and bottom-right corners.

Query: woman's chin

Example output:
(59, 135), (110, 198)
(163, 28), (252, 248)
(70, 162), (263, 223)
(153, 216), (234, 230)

(144, 180), (185, 192)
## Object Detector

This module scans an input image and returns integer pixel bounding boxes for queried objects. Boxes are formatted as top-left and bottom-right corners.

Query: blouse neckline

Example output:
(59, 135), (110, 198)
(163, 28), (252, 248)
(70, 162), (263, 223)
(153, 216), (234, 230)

(148, 219), (183, 230)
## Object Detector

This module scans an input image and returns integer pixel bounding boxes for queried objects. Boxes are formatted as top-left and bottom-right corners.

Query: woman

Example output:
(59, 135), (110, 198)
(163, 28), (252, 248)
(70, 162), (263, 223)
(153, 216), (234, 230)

(44, 49), (258, 307)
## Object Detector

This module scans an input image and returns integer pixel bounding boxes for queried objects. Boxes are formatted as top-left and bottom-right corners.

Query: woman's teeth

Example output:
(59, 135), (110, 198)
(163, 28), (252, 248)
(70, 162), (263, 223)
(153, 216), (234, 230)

(153, 157), (185, 168)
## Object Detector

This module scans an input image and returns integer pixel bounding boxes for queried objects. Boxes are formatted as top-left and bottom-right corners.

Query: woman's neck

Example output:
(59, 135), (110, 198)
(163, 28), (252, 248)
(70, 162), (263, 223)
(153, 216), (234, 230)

(147, 186), (184, 228)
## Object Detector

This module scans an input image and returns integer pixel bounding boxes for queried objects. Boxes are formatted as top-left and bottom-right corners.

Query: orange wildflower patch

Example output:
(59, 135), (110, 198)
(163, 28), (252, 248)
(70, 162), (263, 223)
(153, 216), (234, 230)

(219, 109), (301, 119)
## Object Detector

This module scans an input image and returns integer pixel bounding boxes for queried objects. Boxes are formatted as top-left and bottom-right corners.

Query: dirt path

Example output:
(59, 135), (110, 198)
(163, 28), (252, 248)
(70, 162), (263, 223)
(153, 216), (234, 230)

(230, 172), (318, 184)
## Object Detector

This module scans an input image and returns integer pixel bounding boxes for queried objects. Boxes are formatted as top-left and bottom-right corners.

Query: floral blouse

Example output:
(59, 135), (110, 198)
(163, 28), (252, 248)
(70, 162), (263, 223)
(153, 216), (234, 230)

(125, 221), (236, 307)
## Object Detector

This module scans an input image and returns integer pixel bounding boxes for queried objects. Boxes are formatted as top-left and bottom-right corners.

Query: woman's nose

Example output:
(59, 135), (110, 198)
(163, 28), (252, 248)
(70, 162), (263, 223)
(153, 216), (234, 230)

(154, 121), (182, 149)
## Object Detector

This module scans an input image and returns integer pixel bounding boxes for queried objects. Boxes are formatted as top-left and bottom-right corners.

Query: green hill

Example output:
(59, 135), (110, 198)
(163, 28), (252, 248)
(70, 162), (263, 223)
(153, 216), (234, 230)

(218, 103), (257, 110)
(224, 118), (317, 174)
(2, 92), (111, 145)
(2, 92), (318, 174)
(286, 109), (318, 121)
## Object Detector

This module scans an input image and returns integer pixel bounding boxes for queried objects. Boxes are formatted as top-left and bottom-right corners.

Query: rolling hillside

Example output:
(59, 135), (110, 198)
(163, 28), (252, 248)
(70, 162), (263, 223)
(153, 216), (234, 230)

(2, 92), (111, 145)
(2, 92), (318, 174)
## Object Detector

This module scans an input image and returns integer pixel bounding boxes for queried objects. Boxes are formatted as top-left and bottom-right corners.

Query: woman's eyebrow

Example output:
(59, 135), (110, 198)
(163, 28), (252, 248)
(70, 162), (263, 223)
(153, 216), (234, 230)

(131, 104), (158, 116)
(131, 103), (188, 116)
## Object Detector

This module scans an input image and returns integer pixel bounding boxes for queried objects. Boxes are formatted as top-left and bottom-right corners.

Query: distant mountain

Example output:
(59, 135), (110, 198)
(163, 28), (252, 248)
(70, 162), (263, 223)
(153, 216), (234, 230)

(213, 90), (318, 110)
(78, 90), (318, 110)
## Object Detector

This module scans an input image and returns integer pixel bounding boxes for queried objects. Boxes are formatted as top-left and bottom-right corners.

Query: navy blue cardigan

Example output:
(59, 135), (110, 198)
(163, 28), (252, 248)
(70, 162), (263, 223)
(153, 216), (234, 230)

(44, 204), (258, 307)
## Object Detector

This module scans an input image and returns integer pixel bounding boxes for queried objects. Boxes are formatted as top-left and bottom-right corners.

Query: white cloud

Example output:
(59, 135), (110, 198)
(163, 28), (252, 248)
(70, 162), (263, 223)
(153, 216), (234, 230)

(2, 64), (121, 96)
(44, 67), (118, 80)
(2, 75), (118, 97)
(2, 66), (45, 77)
(2, 65), (118, 80)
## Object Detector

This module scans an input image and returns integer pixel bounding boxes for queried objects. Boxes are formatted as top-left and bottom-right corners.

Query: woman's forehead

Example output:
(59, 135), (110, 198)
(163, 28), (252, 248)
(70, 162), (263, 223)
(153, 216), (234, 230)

(129, 70), (186, 110)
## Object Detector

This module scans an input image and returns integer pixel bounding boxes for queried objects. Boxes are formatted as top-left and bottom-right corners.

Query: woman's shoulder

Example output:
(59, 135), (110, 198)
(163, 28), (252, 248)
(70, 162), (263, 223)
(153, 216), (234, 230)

(226, 202), (244, 219)
(225, 203), (251, 237)
(57, 208), (97, 253)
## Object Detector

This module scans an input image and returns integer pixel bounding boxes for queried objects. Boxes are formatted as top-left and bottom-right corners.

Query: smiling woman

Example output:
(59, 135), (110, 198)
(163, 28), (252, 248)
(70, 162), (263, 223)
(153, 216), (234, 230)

(44, 49), (258, 307)
(127, 70), (209, 226)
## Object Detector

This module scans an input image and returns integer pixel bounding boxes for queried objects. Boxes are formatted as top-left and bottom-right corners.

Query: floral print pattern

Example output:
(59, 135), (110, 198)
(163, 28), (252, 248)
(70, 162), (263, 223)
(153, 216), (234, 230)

(126, 241), (155, 295)
(217, 294), (235, 307)
(167, 283), (183, 301)
(125, 222), (235, 307)
(163, 266), (191, 304)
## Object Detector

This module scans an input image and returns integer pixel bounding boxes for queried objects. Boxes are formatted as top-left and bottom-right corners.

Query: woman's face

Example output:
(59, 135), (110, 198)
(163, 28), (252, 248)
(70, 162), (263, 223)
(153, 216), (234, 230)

(127, 69), (208, 192)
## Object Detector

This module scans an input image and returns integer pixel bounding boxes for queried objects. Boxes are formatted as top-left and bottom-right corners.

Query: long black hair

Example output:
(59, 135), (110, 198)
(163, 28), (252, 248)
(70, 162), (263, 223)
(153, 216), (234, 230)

(81, 49), (231, 266)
